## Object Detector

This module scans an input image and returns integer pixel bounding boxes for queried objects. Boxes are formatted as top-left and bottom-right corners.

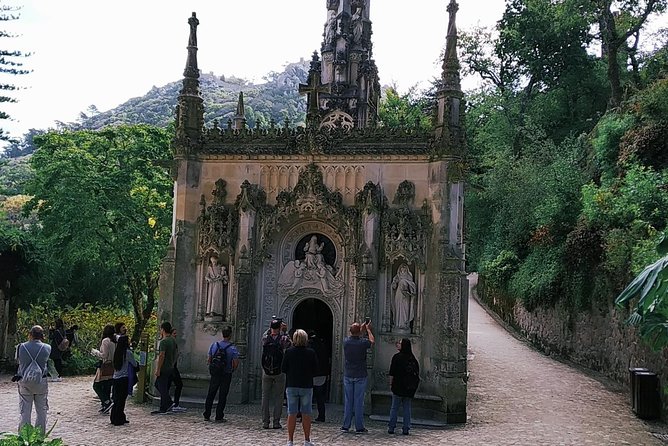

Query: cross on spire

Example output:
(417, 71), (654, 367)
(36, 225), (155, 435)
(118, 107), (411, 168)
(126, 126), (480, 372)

(299, 53), (331, 115)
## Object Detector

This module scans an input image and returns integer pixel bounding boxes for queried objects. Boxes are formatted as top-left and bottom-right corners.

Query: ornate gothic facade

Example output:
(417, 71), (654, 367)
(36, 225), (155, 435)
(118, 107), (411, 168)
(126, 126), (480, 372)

(159, 0), (468, 423)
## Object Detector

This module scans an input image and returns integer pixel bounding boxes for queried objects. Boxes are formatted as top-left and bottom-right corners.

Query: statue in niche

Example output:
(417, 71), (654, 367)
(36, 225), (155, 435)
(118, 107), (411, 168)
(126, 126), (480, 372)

(304, 235), (325, 269)
(352, 6), (364, 44)
(278, 234), (345, 299)
(391, 263), (416, 332)
(205, 255), (228, 318)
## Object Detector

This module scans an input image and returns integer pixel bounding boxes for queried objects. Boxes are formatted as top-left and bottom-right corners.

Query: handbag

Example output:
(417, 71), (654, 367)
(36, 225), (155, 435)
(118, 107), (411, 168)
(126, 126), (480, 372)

(99, 361), (114, 378)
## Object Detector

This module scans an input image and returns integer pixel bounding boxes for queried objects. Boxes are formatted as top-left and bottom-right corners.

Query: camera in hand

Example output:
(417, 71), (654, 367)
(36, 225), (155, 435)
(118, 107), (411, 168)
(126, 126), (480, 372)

(364, 317), (371, 324)
(11, 375), (22, 382)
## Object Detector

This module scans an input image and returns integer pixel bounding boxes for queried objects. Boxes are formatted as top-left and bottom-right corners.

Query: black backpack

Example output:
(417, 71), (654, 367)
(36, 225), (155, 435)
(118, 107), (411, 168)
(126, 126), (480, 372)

(404, 358), (420, 393)
(261, 335), (284, 376)
(209, 341), (232, 376)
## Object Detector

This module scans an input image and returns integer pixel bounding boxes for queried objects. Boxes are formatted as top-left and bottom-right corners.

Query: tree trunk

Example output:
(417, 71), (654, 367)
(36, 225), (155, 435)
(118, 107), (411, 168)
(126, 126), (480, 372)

(607, 42), (623, 108)
(129, 273), (158, 347)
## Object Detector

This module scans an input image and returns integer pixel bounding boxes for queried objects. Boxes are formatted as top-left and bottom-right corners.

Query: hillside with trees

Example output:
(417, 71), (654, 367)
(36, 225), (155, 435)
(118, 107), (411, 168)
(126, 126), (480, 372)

(74, 59), (310, 131)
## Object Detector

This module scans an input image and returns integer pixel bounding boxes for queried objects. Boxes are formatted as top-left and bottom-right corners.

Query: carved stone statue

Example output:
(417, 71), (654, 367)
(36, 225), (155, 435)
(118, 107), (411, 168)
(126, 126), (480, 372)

(278, 234), (345, 299)
(304, 235), (325, 269)
(391, 263), (416, 331)
(352, 6), (364, 44)
(205, 255), (228, 317)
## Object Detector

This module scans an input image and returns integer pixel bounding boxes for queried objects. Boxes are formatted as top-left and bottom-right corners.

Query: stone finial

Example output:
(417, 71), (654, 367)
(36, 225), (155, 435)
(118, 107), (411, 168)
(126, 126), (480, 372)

(184, 12), (200, 79)
(233, 92), (246, 130)
(433, 0), (465, 157)
(441, 0), (461, 91)
(174, 12), (204, 152)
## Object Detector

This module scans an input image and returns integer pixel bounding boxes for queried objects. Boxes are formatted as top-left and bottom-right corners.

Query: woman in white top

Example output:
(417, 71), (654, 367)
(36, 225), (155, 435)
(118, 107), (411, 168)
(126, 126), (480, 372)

(92, 325), (116, 413)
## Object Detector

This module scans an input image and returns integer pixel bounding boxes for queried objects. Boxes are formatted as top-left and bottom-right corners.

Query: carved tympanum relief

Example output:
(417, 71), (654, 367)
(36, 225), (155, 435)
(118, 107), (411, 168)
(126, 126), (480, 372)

(278, 233), (345, 300)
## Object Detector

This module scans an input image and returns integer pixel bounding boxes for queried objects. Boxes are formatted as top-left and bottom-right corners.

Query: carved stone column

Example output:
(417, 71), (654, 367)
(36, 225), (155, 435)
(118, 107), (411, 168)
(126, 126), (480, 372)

(425, 160), (468, 424)
(231, 246), (253, 404)
(232, 181), (261, 403)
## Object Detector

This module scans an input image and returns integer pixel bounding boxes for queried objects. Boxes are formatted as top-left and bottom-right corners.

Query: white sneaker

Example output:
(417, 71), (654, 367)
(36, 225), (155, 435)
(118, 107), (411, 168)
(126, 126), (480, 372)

(286, 442), (294, 446)
(171, 405), (187, 412)
(48, 377), (63, 382)
(304, 441), (315, 446)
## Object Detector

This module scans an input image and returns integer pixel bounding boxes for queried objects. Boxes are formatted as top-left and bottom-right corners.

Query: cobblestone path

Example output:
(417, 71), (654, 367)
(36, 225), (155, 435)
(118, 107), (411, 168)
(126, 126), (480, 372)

(0, 298), (664, 445)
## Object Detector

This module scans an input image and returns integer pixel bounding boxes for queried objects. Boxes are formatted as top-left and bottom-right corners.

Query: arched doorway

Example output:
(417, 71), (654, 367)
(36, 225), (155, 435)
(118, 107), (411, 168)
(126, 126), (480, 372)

(292, 298), (333, 400)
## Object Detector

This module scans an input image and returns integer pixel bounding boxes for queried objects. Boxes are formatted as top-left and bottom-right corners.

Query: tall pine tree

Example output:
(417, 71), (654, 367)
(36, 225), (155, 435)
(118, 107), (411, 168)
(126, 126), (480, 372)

(0, 3), (29, 142)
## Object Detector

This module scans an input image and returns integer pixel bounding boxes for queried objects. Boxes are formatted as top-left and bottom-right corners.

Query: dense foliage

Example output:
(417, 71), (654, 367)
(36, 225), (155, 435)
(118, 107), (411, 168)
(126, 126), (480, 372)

(23, 125), (172, 345)
(465, 0), (668, 352)
(16, 303), (157, 375)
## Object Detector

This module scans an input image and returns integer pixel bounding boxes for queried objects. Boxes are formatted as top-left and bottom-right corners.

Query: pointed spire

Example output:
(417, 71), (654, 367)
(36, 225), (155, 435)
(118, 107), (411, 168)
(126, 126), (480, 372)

(441, 0), (461, 91)
(236, 92), (245, 116)
(433, 0), (465, 157)
(184, 12), (200, 87)
(174, 12), (204, 153)
(232, 92), (246, 130)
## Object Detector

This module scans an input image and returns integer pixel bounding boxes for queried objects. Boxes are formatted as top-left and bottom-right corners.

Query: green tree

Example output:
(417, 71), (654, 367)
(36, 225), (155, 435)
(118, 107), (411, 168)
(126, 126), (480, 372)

(593, 0), (667, 107)
(0, 4), (29, 142)
(378, 86), (431, 129)
(25, 125), (173, 344)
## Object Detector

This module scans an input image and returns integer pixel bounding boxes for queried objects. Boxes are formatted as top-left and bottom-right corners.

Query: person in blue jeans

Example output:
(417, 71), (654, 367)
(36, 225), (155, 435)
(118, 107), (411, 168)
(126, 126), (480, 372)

(203, 326), (239, 422)
(282, 329), (319, 446)
(341, 320), (375, 433)
(387, 338), (420, 435)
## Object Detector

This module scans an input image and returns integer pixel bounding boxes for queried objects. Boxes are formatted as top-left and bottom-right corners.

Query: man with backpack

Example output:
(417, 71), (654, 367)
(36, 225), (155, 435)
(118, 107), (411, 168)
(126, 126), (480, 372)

(14, 325), (51, 433)
(203, 326), (239, 422)
(261, 319), (291, 429)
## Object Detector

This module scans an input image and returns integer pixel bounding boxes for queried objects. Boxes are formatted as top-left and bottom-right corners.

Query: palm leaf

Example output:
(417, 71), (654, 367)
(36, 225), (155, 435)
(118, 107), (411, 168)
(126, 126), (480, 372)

(615, 256), (668, 307)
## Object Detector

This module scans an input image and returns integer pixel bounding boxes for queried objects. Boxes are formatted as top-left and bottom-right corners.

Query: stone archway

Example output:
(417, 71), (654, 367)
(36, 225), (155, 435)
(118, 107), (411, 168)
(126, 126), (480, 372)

(280, 288), (344, 403)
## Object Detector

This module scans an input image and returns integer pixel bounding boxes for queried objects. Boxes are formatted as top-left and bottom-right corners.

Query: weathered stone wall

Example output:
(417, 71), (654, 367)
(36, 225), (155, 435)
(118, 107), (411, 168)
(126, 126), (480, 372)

(472, 274), (668, 420)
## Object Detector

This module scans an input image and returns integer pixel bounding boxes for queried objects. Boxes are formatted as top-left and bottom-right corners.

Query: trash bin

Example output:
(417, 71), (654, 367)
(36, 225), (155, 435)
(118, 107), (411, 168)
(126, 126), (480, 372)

(633, 371), (661, 420)
(629, 367), (649, 409)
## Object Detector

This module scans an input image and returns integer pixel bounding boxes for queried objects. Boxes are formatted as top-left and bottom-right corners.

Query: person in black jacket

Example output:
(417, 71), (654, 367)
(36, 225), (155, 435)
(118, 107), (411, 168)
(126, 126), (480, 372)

(282, 329), (318, 446)
(48, 318), (67, 381)
(308, 330), (329, 422)
(387, 338), (420, 435)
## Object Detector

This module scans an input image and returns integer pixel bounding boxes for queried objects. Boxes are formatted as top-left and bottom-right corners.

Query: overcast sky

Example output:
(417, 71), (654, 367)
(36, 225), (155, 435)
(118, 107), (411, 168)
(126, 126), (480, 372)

(0, 0), (508, 142)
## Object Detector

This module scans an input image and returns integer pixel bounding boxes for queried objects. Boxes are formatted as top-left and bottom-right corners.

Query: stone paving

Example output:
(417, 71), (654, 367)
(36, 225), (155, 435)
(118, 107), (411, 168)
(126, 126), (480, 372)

(1, 298), (665, 445)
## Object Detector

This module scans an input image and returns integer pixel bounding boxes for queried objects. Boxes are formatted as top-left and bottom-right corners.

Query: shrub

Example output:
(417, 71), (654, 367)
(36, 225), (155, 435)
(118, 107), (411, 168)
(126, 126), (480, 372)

(508, 246), (564, 310)
(16, 304), (157, 376)
(0, 423), (64, 445)
(480, 250), (519, 291)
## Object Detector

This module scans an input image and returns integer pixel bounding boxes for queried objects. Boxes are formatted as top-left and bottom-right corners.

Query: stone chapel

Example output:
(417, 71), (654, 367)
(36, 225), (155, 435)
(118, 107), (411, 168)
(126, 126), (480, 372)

(158, 0), (468, 424)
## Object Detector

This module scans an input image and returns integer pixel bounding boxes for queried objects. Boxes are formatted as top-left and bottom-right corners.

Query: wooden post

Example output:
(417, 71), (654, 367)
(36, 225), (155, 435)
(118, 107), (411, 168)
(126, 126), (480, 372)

(135, 332), (149, 403)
